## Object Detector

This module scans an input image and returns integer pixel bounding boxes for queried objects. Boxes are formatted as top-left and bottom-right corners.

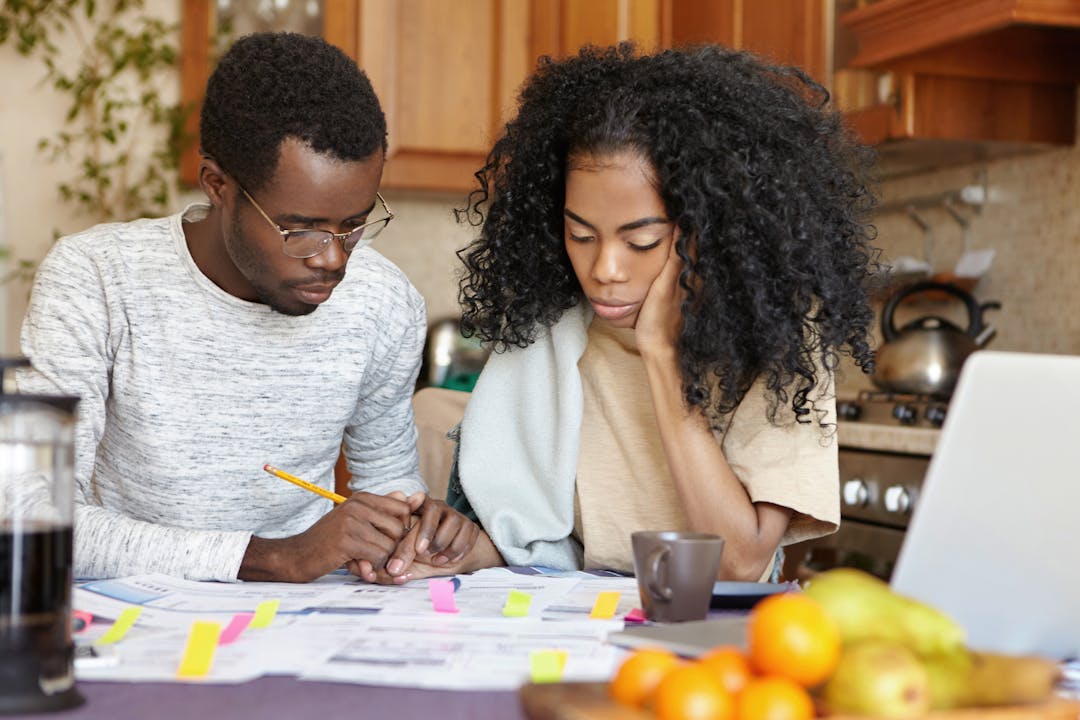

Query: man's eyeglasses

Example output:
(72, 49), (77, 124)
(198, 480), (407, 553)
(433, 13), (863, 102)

(239, 185), (394, 260)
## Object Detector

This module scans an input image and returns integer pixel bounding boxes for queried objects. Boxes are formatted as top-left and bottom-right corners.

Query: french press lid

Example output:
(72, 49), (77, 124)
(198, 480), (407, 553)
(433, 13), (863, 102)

(0, 357), (79, 415)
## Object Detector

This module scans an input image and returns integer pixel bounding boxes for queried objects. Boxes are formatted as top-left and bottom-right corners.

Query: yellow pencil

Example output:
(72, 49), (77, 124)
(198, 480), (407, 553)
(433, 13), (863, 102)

(263, 464), (347, 504)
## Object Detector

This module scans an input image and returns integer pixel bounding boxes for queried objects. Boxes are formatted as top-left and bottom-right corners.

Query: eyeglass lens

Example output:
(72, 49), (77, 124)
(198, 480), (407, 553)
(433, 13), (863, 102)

(282, 218), (391, 259)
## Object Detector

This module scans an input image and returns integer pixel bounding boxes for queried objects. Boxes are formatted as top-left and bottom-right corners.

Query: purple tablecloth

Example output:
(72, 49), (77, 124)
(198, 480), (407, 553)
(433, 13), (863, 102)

(4, 678), (526, 719)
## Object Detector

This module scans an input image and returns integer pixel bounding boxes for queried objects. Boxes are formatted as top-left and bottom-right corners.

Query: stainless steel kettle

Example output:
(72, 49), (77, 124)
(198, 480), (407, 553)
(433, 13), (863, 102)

(872, 281), (1001, 398)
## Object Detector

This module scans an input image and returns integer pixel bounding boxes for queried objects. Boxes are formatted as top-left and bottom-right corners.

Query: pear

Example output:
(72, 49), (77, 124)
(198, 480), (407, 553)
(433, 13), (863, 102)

(821, 640), (930, 718)
(923, 649), (1062, 709)
(921, 648), (974, 710)
(803, 568), (965, 656)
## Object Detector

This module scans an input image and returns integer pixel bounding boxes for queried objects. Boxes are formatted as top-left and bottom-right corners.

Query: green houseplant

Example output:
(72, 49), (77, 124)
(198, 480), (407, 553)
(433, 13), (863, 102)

(0, 0), (191, 284)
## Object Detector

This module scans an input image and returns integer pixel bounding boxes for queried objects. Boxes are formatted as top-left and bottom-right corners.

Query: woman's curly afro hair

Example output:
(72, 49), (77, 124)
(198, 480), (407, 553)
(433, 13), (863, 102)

(200, 32), (386, 192)
(458, 43), (880, 430)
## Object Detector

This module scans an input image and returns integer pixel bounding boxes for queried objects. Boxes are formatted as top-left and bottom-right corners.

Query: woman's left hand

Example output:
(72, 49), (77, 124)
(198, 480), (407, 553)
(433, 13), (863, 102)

(347, 496), (480, 583)
(635, 236), (685, 356)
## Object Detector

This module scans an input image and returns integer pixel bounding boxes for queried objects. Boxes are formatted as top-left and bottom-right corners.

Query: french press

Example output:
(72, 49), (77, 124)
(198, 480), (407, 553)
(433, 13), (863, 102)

(0, 357), (83, 713)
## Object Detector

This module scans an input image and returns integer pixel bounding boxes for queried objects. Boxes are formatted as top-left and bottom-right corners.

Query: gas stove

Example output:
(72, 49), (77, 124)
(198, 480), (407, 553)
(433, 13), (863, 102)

(785, 391), (947, 581)
(837, 390), (950, 429)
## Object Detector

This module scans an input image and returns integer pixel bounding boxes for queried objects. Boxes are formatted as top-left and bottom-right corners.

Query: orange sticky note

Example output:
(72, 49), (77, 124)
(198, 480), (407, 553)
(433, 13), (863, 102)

(177, 621), (221, 679)
(589, 591), (620, 619)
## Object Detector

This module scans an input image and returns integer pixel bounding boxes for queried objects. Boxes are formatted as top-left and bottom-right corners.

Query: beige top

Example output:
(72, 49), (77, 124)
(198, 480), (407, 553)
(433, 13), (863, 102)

(572, 318), (839, 579)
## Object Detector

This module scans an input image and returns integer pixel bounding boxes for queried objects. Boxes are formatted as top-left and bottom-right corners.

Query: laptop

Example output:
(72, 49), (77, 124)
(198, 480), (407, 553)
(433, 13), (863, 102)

(889, 350), (1080, 660)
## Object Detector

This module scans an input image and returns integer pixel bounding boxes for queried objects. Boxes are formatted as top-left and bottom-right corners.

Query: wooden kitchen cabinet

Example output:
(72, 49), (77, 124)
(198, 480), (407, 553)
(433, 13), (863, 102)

(838, 0), (1080, 175)
(365, 0), (836, 190)
(338, 0), (676, 191)
(181, 0), (669, 192)
(667, 0), (829, 85)
(180, 0), (839, 192)
(178, 0), (365, 185)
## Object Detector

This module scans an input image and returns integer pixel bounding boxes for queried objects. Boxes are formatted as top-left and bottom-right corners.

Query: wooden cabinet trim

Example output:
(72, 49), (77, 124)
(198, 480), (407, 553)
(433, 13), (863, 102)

(179, 0), (213, 186)
(381, 150), (485, 193)
(882, 25), (1080, 84)
(842, 0), (1080, 67)
(845, 72), (1077, 146)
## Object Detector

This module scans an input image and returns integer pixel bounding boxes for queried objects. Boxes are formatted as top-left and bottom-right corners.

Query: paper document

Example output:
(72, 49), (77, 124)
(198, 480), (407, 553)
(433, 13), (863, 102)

(73, 567), (640, 688)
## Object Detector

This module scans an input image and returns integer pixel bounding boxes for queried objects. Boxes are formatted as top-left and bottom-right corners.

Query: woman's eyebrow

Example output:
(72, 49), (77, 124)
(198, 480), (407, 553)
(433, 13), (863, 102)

(564, 208), (669, 233)
(616, 216), (669, 233)
(563, 208), (596, 230)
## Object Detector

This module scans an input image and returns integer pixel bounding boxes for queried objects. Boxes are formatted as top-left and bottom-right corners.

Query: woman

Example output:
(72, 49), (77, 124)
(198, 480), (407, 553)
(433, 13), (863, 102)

(391, 43), (878, 584)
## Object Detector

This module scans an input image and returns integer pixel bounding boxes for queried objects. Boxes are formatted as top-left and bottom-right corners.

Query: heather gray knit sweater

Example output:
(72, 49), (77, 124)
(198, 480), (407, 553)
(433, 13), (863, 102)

(17, 204), (427, 581)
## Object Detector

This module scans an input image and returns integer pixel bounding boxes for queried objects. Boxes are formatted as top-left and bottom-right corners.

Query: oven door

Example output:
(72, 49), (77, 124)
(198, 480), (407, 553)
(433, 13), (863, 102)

(783, 447), (929, 582)
(787, 520), (906, 581)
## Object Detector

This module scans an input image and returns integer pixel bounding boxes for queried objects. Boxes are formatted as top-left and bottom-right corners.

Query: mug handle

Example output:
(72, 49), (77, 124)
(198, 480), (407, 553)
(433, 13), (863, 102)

(646, 546), (674, 601)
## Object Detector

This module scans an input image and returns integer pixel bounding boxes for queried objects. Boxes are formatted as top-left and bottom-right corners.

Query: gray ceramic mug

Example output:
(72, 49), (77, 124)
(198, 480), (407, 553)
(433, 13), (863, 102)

(631, 531), (725, 623)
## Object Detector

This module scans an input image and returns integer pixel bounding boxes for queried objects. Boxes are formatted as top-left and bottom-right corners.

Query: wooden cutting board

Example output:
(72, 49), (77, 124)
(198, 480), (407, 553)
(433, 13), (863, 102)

(519, 682), (1080, 720)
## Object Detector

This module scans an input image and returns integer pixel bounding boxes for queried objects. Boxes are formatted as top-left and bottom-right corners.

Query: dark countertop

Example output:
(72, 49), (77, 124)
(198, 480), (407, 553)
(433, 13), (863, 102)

(4, 677), (526, 720)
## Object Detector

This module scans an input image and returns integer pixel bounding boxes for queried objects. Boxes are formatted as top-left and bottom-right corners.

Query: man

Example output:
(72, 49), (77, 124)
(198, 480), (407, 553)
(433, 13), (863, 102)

(17, 32), (476, 582)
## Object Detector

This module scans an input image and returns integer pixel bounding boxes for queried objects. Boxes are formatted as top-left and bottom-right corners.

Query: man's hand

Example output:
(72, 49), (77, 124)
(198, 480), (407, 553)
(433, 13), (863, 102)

(349, 528), (504, 585)
(347, 496), (481, 583)
(239, 492), (414, 583)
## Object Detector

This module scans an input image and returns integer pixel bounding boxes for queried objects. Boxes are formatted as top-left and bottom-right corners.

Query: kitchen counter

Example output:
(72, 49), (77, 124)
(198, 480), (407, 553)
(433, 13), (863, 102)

(837, 422), (940, 456)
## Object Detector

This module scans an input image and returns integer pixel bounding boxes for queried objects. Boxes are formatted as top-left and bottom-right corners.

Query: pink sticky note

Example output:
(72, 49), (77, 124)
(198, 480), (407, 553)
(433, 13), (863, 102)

(625, 608), (648, 623)
(219, 613), (254, 645)
(428, 579), (460, 614)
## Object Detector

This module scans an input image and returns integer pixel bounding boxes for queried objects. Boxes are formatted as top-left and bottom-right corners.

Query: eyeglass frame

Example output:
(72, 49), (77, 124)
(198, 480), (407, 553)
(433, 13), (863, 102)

(237, 183), (394, 260)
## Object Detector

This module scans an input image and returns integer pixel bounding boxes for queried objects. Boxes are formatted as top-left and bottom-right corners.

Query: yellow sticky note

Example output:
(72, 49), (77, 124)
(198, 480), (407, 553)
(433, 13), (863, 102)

(177, 621), (221, 679)
(249, 599), (280, 628)
(94, 607), (142, 645)
(589, 591), (620, 619)
(502, 590), (532, 617)
(529, 649), (568, 684)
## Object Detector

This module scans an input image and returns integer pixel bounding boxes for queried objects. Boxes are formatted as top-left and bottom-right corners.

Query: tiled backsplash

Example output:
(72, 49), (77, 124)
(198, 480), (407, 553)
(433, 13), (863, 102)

(373, 190), (476, 328)
(837, 127), (1080, 395)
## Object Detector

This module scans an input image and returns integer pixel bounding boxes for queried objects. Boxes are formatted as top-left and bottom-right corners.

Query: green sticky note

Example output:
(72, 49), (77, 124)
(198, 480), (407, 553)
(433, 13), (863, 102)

(503, 590), (532, 617)
(94, 607), (142, 645)
(529, 649), (568, 684)
(249, 599), (280, 628)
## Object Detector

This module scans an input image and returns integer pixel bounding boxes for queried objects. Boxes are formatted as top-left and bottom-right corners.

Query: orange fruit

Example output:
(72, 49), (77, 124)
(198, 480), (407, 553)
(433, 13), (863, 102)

(609, 647), (681, 708)
(737, 676), (816, 720)
(747, 592), (840, 687)
(697, 645), (753, 695)
(653, 664), (735, 720)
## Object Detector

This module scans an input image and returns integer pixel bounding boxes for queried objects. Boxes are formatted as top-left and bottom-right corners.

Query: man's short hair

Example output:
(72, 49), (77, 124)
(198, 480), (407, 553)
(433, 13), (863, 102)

(200, 32), (387, 191)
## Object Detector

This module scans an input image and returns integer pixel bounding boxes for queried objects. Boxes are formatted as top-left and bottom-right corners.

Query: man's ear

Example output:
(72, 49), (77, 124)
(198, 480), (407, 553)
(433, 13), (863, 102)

(198, 155), (230, 208)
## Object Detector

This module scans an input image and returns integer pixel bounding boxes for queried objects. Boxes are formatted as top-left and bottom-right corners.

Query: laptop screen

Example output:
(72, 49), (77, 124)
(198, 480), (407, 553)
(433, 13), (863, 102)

(889, 351), (1080, 660)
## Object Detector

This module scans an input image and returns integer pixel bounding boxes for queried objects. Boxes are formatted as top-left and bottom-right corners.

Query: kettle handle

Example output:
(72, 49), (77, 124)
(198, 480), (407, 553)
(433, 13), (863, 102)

(881, 281), (986, 341)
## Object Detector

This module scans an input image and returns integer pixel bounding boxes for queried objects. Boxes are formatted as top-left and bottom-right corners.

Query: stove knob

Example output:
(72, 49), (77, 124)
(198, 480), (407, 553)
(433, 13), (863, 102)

(842, 478), (869, 507)
(926, 404), (948, 427)
(884, 485), (911, 514)
(837, 401), (862, 421)
(892, 403), (918, 425)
